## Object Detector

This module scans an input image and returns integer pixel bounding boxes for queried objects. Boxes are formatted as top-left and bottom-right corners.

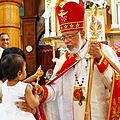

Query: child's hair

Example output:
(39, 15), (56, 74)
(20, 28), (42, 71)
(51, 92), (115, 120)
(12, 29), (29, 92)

(1, 54), (25, 80)
(1, 47), (26, 61)
(0, 47), (27, 80)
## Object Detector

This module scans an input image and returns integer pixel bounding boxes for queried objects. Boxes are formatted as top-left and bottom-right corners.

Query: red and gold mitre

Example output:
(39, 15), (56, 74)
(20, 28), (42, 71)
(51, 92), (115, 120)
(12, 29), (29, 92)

(56, 1), (84, 33)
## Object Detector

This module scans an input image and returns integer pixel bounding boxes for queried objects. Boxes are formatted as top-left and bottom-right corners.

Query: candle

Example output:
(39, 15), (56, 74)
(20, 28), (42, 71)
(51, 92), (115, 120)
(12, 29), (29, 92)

(45, 18), (49, 37)
(51, 7), (56, 36)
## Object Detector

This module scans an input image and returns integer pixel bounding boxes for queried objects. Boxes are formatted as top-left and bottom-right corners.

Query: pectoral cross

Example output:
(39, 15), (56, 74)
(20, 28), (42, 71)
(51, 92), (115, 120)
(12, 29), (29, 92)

(73, 86), (85, 105)
(78, 88), (85, 106)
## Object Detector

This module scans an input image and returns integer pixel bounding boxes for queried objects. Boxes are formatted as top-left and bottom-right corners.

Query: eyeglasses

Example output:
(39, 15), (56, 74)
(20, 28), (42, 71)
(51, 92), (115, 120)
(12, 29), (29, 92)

(60, 31), (79, 41)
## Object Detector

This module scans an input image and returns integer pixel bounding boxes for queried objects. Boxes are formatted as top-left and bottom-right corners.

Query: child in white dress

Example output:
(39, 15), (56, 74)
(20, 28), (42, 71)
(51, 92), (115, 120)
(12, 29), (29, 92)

(0, 54), (41, 120)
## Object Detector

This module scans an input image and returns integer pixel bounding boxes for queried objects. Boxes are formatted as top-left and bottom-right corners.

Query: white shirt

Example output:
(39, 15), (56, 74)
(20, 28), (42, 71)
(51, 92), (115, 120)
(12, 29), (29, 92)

(0, 81), (3, 103)
(0, 47), (4, 58)
(0, 47), (4, 103)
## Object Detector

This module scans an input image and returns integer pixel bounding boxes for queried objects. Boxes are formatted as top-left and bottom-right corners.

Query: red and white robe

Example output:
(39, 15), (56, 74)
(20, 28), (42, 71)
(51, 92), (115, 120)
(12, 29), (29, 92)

(37, 41), (120, 120)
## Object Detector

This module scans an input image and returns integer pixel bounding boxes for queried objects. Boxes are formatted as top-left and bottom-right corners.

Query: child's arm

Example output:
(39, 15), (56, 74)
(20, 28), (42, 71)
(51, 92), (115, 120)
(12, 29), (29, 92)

(23, 69), (44, 83)
(23, 74), (36, 83)
(25, 85), (39, 109)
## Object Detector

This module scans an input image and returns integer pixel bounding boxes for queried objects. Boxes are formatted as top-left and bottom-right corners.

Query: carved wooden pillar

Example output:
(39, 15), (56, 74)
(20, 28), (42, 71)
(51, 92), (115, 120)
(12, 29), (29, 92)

(22, 16), (37, 74)
(24, 0), (38, 16)
(0, 0), (22, 47)
(22, 0), (38, 74)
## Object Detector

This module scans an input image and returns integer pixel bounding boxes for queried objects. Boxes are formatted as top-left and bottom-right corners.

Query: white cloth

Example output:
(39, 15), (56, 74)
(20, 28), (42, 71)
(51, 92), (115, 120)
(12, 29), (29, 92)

(0, 80), (36, 120)
(0, 47), (4, 102)
(0, 47), (4, 58)
(43, 42), (120, 120)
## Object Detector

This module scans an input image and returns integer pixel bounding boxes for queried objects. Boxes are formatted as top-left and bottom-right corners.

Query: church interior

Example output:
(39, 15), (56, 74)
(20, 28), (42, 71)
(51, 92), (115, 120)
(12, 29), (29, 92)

(0, 0), (120, 85)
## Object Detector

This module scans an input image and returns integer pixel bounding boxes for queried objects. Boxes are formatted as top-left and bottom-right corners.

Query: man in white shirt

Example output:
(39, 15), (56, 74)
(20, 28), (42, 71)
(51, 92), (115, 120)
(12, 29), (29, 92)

(0, 32), (10, 58)
(0, 33), (10, 49)
(0, 33), (10, 102)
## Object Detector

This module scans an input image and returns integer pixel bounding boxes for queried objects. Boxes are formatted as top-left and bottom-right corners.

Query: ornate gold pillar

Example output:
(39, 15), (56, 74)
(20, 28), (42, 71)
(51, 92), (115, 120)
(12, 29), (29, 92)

(0, 0), (22, 48)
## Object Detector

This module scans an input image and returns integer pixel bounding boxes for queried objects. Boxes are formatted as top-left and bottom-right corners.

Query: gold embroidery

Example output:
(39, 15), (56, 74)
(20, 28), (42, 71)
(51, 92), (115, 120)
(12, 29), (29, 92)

(116, 74), (120, 80)
(70, 24), (74, 28)
(103, 59), (107, 65)
(76, 23), (80, 28)
(111, 97), (120, 119)
(58, 9), (68, 17)
(64, 25), (68, 29)
(68, 53), (74, 59)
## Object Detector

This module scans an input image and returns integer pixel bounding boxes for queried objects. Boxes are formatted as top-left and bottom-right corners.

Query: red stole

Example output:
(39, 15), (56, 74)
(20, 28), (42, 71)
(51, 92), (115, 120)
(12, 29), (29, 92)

(35, 108), (42, 120)
(35, 104), (46, 120)
(108, 72), (120, 119)
(47, 52), (80, 85)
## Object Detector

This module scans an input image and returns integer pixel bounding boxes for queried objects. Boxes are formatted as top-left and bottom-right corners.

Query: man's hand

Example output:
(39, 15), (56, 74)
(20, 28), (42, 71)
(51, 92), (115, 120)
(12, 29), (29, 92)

(88, 42), (102, 62)
(16, 97), (36, 114)
(32, 82), (43, 95)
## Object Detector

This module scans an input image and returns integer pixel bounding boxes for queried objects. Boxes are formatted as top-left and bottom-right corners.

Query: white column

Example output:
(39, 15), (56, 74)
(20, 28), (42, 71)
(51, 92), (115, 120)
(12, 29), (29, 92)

(44, 17), (50, 37)
(52, 40), (55, 58)
(52, 40), (58, 62)
(44, 0), (50, 37)
(118, 0), (120, 29)
(111, 0), (118, 29)
(56, 18), (62, 36)
(45, 0), (47, 10)
(51, 6), (56, 36)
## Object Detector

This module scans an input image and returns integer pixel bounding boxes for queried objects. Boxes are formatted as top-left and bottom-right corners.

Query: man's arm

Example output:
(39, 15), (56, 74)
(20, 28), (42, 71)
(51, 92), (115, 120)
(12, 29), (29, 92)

(16, 97), (36, 114)
(88, 42), (120, 89)
(25, 85), (39, 109)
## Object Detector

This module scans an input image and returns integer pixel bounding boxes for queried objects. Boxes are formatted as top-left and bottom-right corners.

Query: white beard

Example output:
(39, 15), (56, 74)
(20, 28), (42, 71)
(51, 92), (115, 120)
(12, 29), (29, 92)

(67, 37), (84, 54)
(67, 46), (80, 54)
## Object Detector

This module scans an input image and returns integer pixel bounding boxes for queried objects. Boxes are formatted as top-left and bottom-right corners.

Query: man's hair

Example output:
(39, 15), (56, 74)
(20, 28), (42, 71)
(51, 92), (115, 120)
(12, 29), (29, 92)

(1, 54), (25, 80)
(0, 32), (9, 37)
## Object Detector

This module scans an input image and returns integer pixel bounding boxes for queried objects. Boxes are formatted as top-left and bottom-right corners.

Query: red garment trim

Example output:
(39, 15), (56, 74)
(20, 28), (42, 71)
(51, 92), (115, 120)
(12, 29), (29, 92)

(40, 104), (46, 120)
(56, 52), (78, 75)
(97, 56), (109, 73)
(108, 72), (120, 119)
(46, 52), (80, 85)
(35, 108), (42, 120)
(40, 85), (48, 103)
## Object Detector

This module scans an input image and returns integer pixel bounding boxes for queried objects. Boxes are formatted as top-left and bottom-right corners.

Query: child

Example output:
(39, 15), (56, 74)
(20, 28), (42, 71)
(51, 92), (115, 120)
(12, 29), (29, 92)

(0, 47), (27, 81)
(0, 54), (42, 120)
(0, 47), (42, 102)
